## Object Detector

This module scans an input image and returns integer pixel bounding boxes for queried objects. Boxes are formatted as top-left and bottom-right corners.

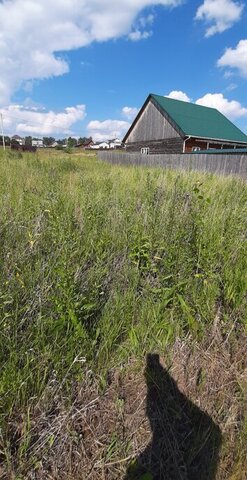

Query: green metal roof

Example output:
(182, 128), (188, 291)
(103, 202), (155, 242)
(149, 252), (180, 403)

(151, 94), (247, 143)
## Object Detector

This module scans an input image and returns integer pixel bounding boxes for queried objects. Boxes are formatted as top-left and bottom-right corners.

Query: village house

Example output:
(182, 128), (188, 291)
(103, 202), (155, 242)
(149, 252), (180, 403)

(108, 138), (122, 149)
(91, 141), (109, 150)
(75, 138), (94, 149)
(123, 94), (247, 154)
(11, 135), (23, 145)
(50, 141), (58, 148)
(90, 138), (123, 150)
(32, 139), (44, 148)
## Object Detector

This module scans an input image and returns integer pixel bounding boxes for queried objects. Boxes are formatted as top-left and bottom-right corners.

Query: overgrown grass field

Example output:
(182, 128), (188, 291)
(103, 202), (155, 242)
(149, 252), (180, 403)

(0, 149), (246, 479)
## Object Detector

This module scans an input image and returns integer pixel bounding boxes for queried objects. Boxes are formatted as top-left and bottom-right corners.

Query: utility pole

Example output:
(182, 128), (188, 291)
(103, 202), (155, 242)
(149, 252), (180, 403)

(0, 113), (6, 151)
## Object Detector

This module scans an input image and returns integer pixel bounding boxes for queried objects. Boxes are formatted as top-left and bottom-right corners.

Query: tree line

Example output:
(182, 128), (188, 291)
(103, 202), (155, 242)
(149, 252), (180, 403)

(1, 136), (93, 147)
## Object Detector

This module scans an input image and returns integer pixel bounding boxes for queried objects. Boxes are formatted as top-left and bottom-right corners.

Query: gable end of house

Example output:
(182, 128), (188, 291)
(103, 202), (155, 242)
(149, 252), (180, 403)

(123, 95), (185, 155)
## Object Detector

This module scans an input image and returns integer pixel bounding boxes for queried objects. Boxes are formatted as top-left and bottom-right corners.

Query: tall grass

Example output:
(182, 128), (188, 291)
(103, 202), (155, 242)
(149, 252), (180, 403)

(0, 149), (246, 475)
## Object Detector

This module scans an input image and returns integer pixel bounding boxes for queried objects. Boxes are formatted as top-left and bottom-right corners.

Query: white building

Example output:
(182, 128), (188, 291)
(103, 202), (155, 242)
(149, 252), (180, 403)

(109, 138), (122, 149)
(91, 141), (110, 150)
(90, 139), (122, 150)
(32, 139), (44, 148)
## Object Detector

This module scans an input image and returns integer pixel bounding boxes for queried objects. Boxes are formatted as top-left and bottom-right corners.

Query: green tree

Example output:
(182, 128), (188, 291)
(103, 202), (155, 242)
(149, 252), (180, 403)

(78, 136), (92, 145)
(67, 137), (77, 148)
(43, 137), (55, 147)
(1, 135), (10, 146)
(25, 136), (32, 146)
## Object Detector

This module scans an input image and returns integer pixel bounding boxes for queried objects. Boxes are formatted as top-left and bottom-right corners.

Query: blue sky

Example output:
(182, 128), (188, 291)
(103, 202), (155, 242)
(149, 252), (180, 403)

(0, 0), (247, 140)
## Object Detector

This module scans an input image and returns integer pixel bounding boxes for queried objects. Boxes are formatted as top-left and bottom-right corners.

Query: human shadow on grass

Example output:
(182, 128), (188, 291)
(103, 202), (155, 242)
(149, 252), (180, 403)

(125, 354), (221, 480)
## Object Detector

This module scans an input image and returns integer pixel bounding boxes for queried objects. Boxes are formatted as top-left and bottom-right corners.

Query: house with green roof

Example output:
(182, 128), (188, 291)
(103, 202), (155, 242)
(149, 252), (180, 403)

(123, 94), (247, 154)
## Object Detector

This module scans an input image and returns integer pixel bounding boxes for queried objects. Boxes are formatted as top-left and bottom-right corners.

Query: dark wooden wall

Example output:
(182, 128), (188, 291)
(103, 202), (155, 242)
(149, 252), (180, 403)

(126, 138), (184, 154)
(184, 138), (246, 152)
(184, 139), (207, 152)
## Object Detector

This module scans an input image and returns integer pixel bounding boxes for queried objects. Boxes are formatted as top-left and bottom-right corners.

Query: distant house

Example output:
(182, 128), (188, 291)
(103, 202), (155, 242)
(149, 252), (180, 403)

(90, 139), (123, 150)
(32, 139), (44, 148)
(11, 135), (23, 145)
(123, 94), (247, 154)
(75, 139), (94, 149)
(91, 141), (110, 150)
(108, 138), (122, 149)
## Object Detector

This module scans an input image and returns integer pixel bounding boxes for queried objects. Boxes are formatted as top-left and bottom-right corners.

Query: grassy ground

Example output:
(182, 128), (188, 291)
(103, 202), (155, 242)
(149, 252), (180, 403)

(0, 149), (246, 479)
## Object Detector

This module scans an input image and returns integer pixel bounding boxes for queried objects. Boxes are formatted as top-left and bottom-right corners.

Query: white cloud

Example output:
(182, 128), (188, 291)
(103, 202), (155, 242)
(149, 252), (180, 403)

(166, 91), (191, 102)
(122, 106), (139, 120)
(195, 0), (244, 37)
(195, 93), (247, 120)
(225, 83), (238, 92)
(87, 119), (130, 142)
(128, 30), (152, 41)
(139, 14), (155, 27)
(218, 39), (247, 77)
(1, 104), (86, 136)
(87, 105), (139, 141)
(128, 13), (154, 40)
(0, 0), (181, 105)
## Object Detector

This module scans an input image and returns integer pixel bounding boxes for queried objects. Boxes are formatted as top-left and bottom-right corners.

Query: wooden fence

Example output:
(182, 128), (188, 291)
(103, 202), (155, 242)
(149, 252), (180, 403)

(98, 151), (247, 179)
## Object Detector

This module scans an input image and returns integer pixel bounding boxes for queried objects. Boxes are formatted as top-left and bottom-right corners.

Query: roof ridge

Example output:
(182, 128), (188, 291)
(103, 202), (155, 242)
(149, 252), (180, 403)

(150, 93), (219, 112)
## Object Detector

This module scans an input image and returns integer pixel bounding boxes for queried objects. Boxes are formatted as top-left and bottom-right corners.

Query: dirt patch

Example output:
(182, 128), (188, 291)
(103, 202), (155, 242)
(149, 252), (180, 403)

(1, 327), (246, 480)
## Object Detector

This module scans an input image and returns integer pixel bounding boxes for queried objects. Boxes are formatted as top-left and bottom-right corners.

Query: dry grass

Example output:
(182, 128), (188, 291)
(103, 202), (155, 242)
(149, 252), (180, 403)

(1, 322), (246, 480)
